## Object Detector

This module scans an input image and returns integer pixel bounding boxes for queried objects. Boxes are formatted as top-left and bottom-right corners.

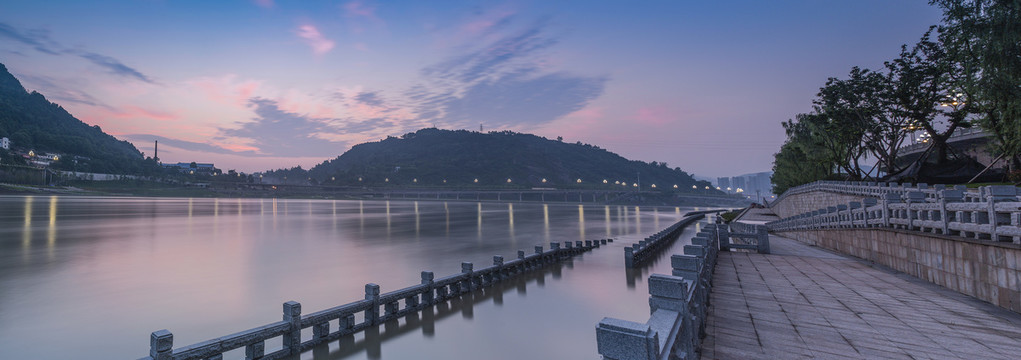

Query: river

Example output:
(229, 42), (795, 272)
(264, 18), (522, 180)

(0, 195), (710, 359)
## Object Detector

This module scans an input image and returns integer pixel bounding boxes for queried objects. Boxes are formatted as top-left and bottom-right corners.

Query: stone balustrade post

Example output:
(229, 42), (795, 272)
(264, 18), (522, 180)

(863, 198), (877, 227)
(938, 190), (963, 235)
(625, 247), (635, 268)
(282, 301), (302, 355)
(596, 318), (659, 360)
(149, 329), (173, 360)
(461, 262), (474, 292)
(365, 284), (380, 325)
(421, 271), (435, 306)
(836, 204), (848, 228)
(985, 185), (1018, 241)
(648, 274), (690, 313)
(905, 192), (926, 230)
(756, 225), (770, 254)
(883, 193), (900, 228)
(493, 256), (504, 282)
(849, 202), (861, 227)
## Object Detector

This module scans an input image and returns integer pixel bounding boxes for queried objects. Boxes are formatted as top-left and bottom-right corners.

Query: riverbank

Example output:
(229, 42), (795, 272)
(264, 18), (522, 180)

(1, 181), (749, 207)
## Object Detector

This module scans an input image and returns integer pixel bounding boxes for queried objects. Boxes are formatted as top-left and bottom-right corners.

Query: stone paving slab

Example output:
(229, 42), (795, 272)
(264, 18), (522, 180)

(701, 234), (1021, 360)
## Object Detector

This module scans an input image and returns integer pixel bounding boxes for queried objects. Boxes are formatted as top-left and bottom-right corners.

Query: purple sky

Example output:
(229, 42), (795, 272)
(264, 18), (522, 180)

(0, 1), (943, 177)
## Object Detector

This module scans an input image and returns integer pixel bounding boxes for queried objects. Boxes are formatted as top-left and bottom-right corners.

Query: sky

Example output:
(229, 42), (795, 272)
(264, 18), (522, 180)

(0, 0), (944, 178)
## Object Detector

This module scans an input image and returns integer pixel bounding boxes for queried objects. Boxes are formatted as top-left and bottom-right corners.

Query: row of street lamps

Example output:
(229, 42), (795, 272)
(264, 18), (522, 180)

(315, 176), (726, 191)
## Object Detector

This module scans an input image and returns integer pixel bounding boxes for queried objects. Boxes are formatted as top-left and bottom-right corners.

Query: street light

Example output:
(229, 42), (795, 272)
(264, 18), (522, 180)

(692, 185), (697, 189)
(507, 178), (512, 183)
(632, 183), (638, 187)
(576, 179), (582, 183)
(603, 179), (608, 184)
(673, 184), (678, 189)
(651, 184), (656, 188)
(413, 178), (418, 183)
(542, 178), (547, 183)
(474, 178), (479, 183)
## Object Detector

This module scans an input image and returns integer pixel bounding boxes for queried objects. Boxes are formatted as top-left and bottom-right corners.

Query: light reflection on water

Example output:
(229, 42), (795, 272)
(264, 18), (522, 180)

(0, 196), (707, 360)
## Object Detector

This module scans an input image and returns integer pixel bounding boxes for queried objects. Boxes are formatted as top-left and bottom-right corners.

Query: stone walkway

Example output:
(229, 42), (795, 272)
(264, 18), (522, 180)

(701, 235), (1021, 359)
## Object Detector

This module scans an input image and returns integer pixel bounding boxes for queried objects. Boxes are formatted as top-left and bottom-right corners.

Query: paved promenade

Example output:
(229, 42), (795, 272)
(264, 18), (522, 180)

(701, 234), (1021, 359)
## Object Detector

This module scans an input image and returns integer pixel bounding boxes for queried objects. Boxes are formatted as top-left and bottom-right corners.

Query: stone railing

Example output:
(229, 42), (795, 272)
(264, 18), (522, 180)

(596, 224), (723, 360)
(721, 223), (770, 254)
(141, 239), (611, 360)
(625, 214), (706, 267)
(768, 185), (1021, 243)
(772, 180), (995, 206)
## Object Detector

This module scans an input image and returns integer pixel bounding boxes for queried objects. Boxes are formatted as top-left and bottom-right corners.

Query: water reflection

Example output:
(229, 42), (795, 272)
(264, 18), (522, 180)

(578, 204), (585, 240)
(0, 197), (698, 360)
(47, 196), (57, 258)
(22, 196), (32, 259)
(310, 262), (572, 360)
(507, 203), (515, 243)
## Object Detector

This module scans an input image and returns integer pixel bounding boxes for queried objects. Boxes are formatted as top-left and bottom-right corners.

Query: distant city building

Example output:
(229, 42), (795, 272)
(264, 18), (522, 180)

(716, 171), (774, 201)
(731, 176), (746, 191)
(1, 137), (9, 150)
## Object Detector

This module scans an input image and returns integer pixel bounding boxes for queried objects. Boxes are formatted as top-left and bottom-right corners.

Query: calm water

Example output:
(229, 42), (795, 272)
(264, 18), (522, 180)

(0, 196), (709, 359)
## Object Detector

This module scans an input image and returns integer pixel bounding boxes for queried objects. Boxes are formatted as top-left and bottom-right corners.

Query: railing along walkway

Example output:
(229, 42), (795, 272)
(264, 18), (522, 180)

(770, 183), (1021, 243)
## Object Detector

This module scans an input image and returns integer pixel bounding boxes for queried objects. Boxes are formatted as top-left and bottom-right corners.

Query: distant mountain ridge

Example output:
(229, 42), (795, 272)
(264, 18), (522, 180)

(0, 62), (152, 174)
(306, 128), (715, 191)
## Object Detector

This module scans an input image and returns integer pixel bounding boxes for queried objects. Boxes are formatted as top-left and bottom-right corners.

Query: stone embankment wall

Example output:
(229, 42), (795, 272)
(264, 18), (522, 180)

(776, 228), (1021, 312)
(770, 191), (868, 218)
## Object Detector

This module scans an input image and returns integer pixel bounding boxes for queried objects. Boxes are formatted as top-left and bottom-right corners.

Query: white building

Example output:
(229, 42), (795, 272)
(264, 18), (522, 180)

(1, 137), (9, 150)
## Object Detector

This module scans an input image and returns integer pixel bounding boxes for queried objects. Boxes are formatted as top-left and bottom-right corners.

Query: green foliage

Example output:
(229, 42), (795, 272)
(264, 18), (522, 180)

(771, 115), (833, 194)
(933, 0), (1021, 169)
(0, 63), (157, 175)
(300, 128), (711, 191)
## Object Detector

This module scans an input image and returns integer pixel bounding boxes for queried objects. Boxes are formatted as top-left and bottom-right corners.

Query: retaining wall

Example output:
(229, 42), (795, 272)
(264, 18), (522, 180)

(771, 191), (868, 219)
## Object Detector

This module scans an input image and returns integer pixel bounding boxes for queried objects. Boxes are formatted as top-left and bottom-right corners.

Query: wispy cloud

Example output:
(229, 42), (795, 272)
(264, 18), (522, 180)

(123, 134), (258, 156)
(354, 91), (384, 107)
(409, 19), (606, 129)
(0, 22), (155, 83)
(76, 51), (154, 84)
(15, 73), (112, 108)
(0, 22), (60, 55)
(295, 24), (335, 55)
(253, 0), (274, 9)
(221, 98), (347, 157)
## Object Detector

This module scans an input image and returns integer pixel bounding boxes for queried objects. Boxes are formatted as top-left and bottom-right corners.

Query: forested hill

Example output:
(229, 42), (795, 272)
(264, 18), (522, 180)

(308, 128), (715, 190)
(0, 63), (153, 174)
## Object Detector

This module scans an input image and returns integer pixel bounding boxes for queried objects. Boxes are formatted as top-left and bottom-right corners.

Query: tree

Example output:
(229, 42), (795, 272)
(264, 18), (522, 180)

(933, 0), (1021, 170)
(771, 116), (832, 194)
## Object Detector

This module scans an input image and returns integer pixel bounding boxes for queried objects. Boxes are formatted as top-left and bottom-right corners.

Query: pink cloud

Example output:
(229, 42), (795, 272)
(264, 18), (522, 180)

(632, 106), (673, 126)
(188, 75), (262, 108)
(343, 1), (376, 18)
(296, 24), (335, 55)
(253, 0), (273, 9)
